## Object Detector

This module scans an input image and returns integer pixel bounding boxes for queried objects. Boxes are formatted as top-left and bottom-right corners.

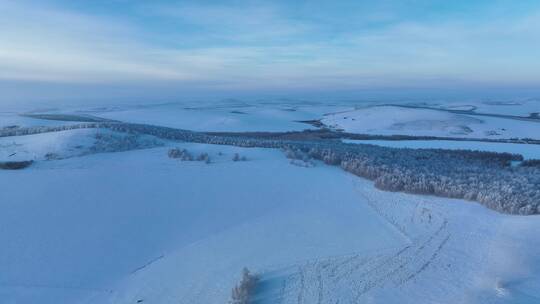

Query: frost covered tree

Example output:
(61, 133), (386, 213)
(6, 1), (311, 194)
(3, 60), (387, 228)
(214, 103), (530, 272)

(197, 152), (211, 163)
(232, 153), (247, 161)
(168, 148), (193, 161)
(230, 267), (258, 304)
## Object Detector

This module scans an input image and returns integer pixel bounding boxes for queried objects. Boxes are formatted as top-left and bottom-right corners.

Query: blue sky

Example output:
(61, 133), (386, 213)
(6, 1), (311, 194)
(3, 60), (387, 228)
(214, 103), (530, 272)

(1, 0), (540, 103)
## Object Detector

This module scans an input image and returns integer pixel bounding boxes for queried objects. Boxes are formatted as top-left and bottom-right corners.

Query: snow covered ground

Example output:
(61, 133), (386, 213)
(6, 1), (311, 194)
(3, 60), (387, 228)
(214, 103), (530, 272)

(321, 105), (540, 139)
(1, 101), (539, 303)
(0, 112), (81, 128)
(0, 129), (163, 162)
(0, 142), (405, 303)
(2, 140), (539, 304)
(7, 99), (538, 140)
(87, 102), (351, 132)
(435, 99), (540, 117)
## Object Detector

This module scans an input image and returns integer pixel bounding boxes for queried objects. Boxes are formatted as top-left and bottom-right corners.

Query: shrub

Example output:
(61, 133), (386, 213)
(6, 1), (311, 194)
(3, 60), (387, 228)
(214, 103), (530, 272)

(233, 153), (247, 161)
(168, 148), (193, 161)
(44, 152), (61, 160)
(197, 152), (210, 163)
(230, 268), (258, 304)
(0, 160), (33, 170)
(290, 159), (315, 167)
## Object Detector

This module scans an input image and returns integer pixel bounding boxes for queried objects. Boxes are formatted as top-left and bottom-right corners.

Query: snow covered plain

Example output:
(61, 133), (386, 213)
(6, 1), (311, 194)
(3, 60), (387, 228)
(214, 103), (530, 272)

(87, 102), (351, 132)
(0, 129), (163, 162)
(0, 112), (82, 128)
(434, 99), (540, 117)
(1, 102), (539, 303)
(321, 105), (540, 140)
(1, 141), (405, 303)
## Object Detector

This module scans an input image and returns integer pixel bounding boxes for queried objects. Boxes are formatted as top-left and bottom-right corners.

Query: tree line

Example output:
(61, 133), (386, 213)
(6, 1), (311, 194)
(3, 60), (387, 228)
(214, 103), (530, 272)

(3, 122), (539, 215)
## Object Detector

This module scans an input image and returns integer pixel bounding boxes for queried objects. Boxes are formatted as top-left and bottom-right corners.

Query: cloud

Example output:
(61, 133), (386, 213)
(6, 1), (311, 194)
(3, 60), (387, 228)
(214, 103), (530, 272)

(0, 1), (195, 83)
(0, 1), (316, 85)
(344, 13), (540, 85)
(0, 0), (539, 96)
(138, 2), (313, 45)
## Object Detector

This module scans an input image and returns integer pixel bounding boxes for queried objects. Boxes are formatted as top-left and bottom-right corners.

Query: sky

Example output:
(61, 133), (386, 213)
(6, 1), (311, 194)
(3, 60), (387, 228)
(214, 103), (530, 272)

(1, 0), (540, 105)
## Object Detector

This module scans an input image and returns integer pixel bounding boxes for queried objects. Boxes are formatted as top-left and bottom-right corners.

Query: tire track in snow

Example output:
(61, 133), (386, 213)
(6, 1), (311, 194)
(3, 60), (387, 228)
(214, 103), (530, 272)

(268, 182), (452, 304)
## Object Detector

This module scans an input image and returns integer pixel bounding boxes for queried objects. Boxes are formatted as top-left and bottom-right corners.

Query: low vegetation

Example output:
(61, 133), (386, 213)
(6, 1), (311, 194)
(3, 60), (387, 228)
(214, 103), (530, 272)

(230, 268), (258, 304)
(44, 152), (61, 160)
(168, 148), (193, 160)
(283, 144), (539, 215)
(168, 148), (211, 163)
(196, 152), (211, 163)
(92, 132), (163, 154)
(232, 153), (247, 161)
(0, 160), (33, 170)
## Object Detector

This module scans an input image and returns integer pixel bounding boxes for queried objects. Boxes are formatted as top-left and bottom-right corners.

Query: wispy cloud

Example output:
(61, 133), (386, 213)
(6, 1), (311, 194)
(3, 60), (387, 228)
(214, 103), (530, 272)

(0, 1), (196, 83)
(0, 0), (539, 97)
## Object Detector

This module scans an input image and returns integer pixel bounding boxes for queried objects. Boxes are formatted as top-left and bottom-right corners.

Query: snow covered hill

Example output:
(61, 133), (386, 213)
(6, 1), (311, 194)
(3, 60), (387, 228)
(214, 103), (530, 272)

(1, 102), (539, 303)
(0, 128), (163, 162)
(89, 102), (351, 132)
(1, 143), (405, 303)
(321, 105), (540, 140)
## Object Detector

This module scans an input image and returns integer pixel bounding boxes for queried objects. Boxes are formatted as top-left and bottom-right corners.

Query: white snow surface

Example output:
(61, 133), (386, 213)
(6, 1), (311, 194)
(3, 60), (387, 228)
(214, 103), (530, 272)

(92, 103), (349, 132)
(0, 134), (539, 304)
(0, 129), (97, 161)
(0, 112), (81, 128)
(321, 105), (540, 139)
(0, 129), (162, 162)
(1, 143), (404, 303)
(1, 102), (540, 304)
(436, 99), (540, 117)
